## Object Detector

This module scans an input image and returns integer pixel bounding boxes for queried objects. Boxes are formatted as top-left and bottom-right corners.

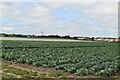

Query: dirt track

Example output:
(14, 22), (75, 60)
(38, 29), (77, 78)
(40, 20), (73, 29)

(1, 37), (93, 42)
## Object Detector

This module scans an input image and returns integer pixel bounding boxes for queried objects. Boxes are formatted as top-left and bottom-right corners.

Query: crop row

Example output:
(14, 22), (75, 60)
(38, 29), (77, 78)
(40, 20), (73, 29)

(1, 40), (120, 76)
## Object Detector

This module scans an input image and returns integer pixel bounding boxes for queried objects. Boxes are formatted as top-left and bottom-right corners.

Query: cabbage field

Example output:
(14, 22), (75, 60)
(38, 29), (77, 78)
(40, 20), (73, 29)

(1, 40), (120, 77)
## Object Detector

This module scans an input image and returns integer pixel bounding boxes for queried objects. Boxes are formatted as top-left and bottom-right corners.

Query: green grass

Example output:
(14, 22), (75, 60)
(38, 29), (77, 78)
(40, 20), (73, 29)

(2, 62), (44, 78)
(2, 62), (67, 78)
(1, 61), (120, 79)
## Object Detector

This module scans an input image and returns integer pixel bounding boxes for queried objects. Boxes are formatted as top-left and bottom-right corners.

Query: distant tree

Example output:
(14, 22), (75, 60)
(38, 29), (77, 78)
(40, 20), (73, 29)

(73, 37), (78, 39)
(62, 35), (71, 39)
(91, 37), (95, 41)
(32, 34), (35, 37)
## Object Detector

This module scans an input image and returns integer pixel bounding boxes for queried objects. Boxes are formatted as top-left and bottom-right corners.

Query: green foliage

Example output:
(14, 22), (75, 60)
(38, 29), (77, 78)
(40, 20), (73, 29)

(2, 62), (67, 78)
(0, 33), (72, 39)
(2, 63), (44, 78)
(1, 40), (119, 76)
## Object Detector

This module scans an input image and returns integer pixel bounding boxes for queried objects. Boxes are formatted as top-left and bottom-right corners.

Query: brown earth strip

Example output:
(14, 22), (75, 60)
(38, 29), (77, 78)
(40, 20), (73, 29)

(2, 60), (120, 79)
(2, 60), (79, 78)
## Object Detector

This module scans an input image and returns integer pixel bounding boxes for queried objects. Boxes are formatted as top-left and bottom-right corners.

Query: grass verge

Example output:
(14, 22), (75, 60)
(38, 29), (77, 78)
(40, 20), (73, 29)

(2, 62), (67, 79)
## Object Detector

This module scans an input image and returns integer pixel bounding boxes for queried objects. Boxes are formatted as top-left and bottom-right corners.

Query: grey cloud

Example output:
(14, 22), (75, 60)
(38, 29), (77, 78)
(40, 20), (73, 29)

(1, 1), (118, 37)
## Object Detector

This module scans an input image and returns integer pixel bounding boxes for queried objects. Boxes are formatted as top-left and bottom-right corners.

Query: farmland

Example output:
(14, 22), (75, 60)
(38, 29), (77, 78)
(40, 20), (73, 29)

(1, 40), (120, 77)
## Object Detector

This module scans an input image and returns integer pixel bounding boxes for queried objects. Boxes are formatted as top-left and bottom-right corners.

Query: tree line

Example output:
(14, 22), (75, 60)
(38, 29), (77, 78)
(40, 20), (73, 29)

(0, 33), (75, 39)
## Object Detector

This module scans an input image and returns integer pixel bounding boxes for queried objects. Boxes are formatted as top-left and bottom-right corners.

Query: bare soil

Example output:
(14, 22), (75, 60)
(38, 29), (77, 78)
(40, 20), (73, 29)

(2, 60), (79, 78)
(2, 60), (120, 79)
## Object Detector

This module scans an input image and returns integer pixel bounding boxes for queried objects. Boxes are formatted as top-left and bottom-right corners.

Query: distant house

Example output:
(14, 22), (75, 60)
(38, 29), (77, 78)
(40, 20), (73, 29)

(77, 37), (90, 40)
(103, 38), (114, 42)
(94, 37), (105, 41)
(77, 37), (85, 40)
(95, 37), (120, 42)
(77, 37), (120, 42)
(115, 38), (120, 42)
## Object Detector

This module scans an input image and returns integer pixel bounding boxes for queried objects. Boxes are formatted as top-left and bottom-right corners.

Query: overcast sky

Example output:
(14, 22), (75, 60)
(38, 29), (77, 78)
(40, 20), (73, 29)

(0, 0), (119, 37)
